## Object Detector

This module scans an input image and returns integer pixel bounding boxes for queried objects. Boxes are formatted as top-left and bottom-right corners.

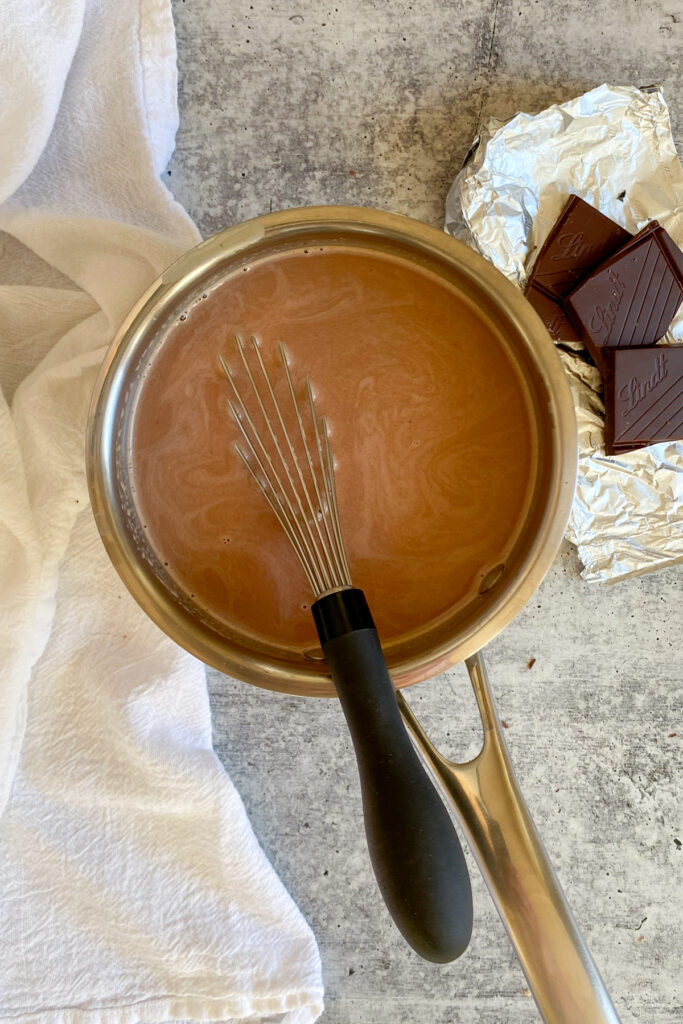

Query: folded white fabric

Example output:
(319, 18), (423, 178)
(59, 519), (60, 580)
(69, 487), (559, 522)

(0, 2), (323, 1022)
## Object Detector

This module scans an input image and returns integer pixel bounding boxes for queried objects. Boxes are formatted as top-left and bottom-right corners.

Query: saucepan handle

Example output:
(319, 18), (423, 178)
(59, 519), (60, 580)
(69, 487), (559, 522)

(397, 650), (621, 1024)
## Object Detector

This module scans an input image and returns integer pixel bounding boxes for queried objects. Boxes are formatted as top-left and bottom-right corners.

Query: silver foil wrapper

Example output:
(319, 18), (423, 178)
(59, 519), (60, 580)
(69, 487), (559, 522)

(445, 83), (683, 583)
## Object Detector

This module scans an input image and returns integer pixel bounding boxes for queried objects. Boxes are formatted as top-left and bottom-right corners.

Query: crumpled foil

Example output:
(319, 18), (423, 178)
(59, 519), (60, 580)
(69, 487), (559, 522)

(445, 83), (683, 583)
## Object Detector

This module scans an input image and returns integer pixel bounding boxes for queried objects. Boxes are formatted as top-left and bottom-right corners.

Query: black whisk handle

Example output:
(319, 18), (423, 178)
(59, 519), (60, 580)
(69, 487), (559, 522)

(312, 588), (473, 963)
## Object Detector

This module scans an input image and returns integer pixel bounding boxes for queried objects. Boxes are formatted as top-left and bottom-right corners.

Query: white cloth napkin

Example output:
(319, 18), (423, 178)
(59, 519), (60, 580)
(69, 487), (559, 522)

(0, 2), (324, 1022)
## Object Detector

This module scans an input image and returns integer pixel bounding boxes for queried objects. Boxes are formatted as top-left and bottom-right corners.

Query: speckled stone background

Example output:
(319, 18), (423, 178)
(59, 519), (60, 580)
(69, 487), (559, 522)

(167, 2), (682, 1021)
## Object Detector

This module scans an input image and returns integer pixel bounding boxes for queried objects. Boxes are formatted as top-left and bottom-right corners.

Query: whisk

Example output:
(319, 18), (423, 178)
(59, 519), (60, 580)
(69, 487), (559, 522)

(220, 335), (472, 964)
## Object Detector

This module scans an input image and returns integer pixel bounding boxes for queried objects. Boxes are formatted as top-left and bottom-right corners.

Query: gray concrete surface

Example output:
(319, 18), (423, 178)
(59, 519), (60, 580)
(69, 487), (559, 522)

(168, 2), (683, 1021)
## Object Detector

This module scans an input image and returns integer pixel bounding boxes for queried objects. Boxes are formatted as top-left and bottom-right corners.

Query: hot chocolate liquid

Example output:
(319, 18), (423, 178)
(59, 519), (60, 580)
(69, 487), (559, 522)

(131, 246), (536, 650)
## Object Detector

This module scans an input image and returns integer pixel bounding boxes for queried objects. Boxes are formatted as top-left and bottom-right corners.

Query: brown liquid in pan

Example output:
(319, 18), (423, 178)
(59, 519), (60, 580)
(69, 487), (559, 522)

(131, 247), (536, 650)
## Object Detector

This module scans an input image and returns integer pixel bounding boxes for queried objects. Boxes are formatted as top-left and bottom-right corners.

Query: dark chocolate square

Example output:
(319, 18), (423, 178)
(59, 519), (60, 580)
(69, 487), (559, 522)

(603, 345), (683, 455)
(563, 232), (683, 370)
(527, 195), (631, 299)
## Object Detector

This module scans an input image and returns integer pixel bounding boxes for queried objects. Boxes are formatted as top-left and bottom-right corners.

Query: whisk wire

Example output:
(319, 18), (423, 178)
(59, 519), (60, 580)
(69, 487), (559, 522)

(260, 341), (340, 589)
(280, 349), (346, 587)
(227, 393), (321, 589)
(237, 338), (324, 573)
(320, 413), (352, 583)
(307, 388), (351, 585)
(221, 352), (328, 592)
(221, 335), (352, 596)
(233, 442), (323, 592)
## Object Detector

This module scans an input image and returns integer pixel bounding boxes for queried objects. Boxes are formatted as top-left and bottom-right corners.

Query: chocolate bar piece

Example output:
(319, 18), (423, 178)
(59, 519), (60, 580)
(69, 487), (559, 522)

(527, 195), (631, 298)
(603, 345), (683, 455)
(564, 227), (683, 370)
(525, 283), (581, 343)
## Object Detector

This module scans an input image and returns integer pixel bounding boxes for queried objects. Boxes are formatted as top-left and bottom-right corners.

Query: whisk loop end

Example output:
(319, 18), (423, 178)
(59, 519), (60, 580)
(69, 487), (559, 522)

(220, 335), (351, 596)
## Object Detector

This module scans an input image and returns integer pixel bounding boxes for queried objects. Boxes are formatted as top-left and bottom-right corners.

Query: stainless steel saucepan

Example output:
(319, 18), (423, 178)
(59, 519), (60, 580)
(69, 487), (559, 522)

(86, 206), (621, 1024)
